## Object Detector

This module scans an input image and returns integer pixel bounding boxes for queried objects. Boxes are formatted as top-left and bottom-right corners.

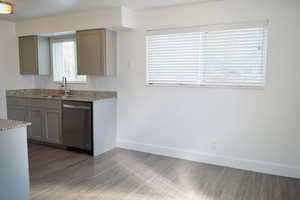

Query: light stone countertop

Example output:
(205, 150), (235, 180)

(0, 119), (31, 132)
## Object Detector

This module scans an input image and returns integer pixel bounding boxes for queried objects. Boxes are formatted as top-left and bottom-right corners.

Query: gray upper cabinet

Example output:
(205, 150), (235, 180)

(19, 36), (50, 75)
(76, 29), (116, 76)
(19, 36), (38, 74)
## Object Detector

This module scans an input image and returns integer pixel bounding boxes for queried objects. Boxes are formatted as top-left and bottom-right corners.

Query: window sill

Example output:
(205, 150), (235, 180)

(53, 81), (88, 85)
(145, 83), (265, 90)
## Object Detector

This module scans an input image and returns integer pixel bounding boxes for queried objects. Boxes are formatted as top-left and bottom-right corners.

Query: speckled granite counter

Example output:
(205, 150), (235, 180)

(0, 119), (31, 131)
(6, 89), (117, 102)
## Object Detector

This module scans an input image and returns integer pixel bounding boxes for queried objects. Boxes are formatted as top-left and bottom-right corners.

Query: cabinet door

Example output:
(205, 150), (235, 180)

(7, 106), (27, 122)
(44, 110), (62, 144)
(19, 36), (38, 75)
(77, 29), (106, 75)
(7, 105), (30, 138)
(28, 109), (44, 141)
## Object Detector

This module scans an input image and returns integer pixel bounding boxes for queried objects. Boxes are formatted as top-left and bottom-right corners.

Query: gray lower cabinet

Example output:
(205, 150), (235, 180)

(7, 105), (27, 122)
(44, 110), (62, 144)
(6, 97), (62, 144)
(28, 109), (44, 141)
(7, 105), (29, 137)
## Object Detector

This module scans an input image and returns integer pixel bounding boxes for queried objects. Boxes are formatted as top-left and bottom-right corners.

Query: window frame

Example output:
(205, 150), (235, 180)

(145, 21), (268, 89)
(50, 35), (87, 84)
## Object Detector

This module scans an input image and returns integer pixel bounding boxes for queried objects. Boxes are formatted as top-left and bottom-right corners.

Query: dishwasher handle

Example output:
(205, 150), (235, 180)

(63, 104), (91, 110)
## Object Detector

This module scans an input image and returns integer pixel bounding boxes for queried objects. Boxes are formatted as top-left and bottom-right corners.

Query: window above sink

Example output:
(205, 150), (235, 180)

(51, 36), (87, 83)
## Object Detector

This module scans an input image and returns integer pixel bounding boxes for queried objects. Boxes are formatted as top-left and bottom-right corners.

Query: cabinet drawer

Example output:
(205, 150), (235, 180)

(29, 99), (61, 109)
(6, 97), (28, 106)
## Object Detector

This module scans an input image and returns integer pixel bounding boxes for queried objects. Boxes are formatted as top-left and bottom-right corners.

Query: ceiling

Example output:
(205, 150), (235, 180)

(0, 0), (212, 21)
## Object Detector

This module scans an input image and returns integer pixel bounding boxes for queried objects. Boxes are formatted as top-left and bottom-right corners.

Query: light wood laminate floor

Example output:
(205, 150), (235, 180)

(28, 144), (300, 200)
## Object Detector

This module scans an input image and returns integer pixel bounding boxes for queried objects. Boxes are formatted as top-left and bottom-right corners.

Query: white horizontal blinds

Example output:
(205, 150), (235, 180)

(146, 23), (267, 86)
(201, 28), (267, 86)
(51, 38), (87, 83)
(147, 32), (201, 84)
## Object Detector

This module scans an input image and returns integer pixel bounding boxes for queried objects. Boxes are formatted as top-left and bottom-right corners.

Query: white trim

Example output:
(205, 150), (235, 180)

(146, 20), (269, 36)
(263, 28), (269, 88)
(53, 80), (88, 85)
(49, 34), (76, 41)
(145, 83), (265, 90)
(117, 139), (300, 179)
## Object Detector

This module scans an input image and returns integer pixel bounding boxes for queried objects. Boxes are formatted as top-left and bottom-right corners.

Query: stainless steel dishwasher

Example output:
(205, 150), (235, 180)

(62, 101), (92, 153)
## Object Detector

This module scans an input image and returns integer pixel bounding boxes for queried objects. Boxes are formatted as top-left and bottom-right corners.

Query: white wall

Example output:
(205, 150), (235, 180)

(30, 0), (300, 178)
(16, 7), (136, 37)
(0, 20), (34, 118)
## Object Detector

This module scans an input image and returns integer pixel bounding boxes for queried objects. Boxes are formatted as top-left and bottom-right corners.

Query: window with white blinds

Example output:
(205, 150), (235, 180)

(146, 24), (268, 87)
(51, 37), (87, 83)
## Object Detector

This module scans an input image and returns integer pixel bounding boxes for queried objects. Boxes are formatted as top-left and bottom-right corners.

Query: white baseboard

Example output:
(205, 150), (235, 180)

(117, 139), (300, 179)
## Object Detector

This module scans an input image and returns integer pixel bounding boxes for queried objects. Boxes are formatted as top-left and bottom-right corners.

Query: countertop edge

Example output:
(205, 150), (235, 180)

(0, 119), (31, 132)
(6, 94), (117, 102)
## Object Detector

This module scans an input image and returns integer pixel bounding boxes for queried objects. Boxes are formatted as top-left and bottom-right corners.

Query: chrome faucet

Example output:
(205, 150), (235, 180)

(62, 77), (71, 96)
